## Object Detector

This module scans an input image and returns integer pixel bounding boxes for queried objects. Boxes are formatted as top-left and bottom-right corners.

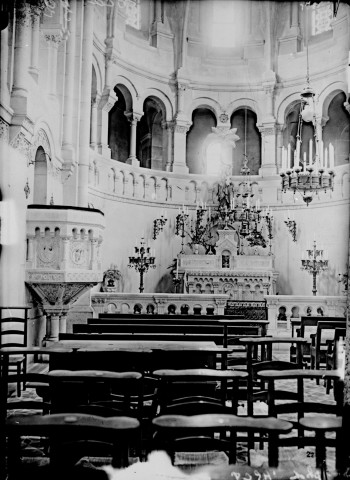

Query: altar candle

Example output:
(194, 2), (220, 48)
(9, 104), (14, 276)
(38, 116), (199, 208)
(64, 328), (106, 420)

(309, 139), (313, 166)
(295, 139), (301, 169)
(319, 140), (323, 168)
(303, 152), (306, 172)
(176, 262), (179, 279)
(324, 148), (328, 170)
(287, 143), (291, 169)
(281, 146), (286, 171)
(329, 143), (334, 169)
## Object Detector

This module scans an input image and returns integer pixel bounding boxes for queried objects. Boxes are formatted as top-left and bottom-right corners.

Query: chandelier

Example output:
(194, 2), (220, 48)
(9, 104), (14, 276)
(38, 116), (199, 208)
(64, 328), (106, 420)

(280, 6), (335, 206)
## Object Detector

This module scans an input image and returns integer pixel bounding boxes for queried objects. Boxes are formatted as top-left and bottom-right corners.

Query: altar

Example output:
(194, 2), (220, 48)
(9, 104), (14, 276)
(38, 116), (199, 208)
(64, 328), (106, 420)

(178, 228), (278, 300)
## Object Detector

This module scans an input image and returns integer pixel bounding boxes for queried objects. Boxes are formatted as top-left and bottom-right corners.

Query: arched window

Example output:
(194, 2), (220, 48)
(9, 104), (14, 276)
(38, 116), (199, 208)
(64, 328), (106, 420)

(33, 147), (48, 204)
(222, 250), (231, 269)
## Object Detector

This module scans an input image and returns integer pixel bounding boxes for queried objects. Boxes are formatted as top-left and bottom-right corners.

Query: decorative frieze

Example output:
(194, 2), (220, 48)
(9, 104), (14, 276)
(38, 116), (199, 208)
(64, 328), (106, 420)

(0, 118), (9, 142)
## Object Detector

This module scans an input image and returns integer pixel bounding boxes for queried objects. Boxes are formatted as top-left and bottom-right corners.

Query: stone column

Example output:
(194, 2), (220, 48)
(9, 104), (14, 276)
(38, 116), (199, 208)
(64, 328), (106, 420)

(62, 0), (77, 164)
(29, 5), (41, 78)
(258, 124), (278, 176)
(162, 121), (173, 171)
(90, 94), (100, 149)
(47, 313), (60, 341)
(59, 314), (67, 334)
(0, 24), (10, 107)
(43, 32), (63, 97)
(276, 124), (284, 172)
(173, 123), (190, 173)
(125, 112), (142, 166)
(78, 0), (94, 207)
(97, 84), (117, 157)
(11, 1), (32, 112)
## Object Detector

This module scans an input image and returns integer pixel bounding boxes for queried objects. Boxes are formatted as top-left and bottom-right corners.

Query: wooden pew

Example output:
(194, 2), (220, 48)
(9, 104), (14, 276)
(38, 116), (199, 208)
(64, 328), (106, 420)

(73, 320), (266, 347)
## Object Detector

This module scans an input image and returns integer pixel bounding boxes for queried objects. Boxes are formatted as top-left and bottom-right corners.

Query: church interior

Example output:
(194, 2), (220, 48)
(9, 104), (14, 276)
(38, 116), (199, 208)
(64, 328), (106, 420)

(0, 0), (350, 478)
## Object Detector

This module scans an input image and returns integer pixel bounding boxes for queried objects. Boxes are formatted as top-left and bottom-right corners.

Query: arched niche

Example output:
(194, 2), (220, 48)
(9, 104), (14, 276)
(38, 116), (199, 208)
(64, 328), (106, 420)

(230, 108), (261, 175)
(33, 147), (48, 204)
(282, 100), (316, 165)
(137, 96), (166, 170)
(108, 85), (131, 162)
(323, 92), (349, 166)
(187, 108), (217, 174)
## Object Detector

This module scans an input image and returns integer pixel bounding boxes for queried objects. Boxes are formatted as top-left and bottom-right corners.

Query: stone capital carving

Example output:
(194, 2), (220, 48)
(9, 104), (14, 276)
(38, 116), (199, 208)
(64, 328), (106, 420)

(0, 119), (9, 142)
(43, 32), (63, 46)
(15, 2), (32, 27)
(257, 124), (276, 136)
(219, 113), (229, 124)
(174, 124), (190, 134)
(344, 101), (350, 115)
(125, 111), (143, 123)
(99, 90), (117, 112)
(10, 132), (32, 162)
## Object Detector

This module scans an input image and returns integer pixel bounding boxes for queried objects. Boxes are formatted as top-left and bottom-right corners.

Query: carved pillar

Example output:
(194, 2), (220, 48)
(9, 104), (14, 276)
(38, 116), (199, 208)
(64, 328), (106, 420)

(162, 121), (173, 171)
(258, 124), (278, 176)
(78, 0), (94, 207)
(43, 32), (63, 97)
(125, 112), (142, 166)
(0, 24), (10, 107)
(276, 124), (284, 171)
(29, 5), (41, 77)
(90, 94), (100, 149)
(172, 123), (190, 173)
(62, 0), (77, 164)
(97, 86), (117, 158)
(59, 314), (67, 334)
(47, 313), (60, 342)
(11, 1), (32, 111)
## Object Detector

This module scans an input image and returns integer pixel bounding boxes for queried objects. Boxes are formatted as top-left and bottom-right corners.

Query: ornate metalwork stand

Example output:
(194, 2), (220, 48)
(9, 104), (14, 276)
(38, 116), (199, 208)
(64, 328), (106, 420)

(128, 237), (156, 293)
(301, 240), (328, 296)
(175, 207), (189, 254)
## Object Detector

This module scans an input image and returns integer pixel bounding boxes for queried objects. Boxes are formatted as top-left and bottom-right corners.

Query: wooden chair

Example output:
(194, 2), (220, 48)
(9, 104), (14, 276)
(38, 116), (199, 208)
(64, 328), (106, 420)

(257, 369), (343, 470)
(310, 320), (346, 376)
(0, 313), (29, 396)
(326, 327), (346, 394)
(152, 413), (293, 467)
(152, 368), (248, 415)
(5, 413), (140, 478)
(237, 337), (307, 416)
(291, 317), (346, 367)
(47, 369), (144, 416)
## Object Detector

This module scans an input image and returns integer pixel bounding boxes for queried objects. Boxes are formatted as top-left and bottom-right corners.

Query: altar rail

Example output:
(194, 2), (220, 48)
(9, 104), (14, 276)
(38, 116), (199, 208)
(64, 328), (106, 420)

(90, 293), (230, 318)
(225, 300), (268, 320)
(265, 295), (348, 335)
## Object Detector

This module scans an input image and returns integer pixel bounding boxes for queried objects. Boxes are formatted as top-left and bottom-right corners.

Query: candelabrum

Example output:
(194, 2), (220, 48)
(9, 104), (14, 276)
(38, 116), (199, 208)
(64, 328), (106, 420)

(128, 237), (156, 293)
(175, 206), (189, 254)
(153, 210), (168, 240)
(301, 240), (328, 296)
(264, 208), (274, 255)
(284, 214), (297, 242)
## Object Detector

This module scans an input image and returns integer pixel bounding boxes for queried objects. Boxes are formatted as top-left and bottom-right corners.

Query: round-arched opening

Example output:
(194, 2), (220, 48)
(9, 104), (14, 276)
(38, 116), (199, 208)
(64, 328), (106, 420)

(33, 147), (48, 204)
(187, 108), (217, 174)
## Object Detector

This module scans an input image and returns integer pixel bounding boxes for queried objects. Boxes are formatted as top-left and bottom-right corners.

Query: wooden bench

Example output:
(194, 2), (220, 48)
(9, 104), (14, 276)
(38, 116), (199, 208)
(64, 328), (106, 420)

(73, 320), (266, 347)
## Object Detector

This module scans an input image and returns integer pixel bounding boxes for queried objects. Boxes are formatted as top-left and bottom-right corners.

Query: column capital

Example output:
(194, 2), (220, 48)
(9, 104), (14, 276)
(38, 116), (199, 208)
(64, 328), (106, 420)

(125, 111), (143, 123)
(174, 123), (191, 134)
(257, 123), (277, 136)
(161, 120), (174, 131)
(99, 89), (117, 113)
(42, 30), (64, 47)
(344, 101), (350, 115)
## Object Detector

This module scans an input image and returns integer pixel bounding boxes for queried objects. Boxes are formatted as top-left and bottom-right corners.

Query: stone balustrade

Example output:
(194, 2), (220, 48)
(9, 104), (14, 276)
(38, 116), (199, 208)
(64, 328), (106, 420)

(265, 294), (348, 335)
